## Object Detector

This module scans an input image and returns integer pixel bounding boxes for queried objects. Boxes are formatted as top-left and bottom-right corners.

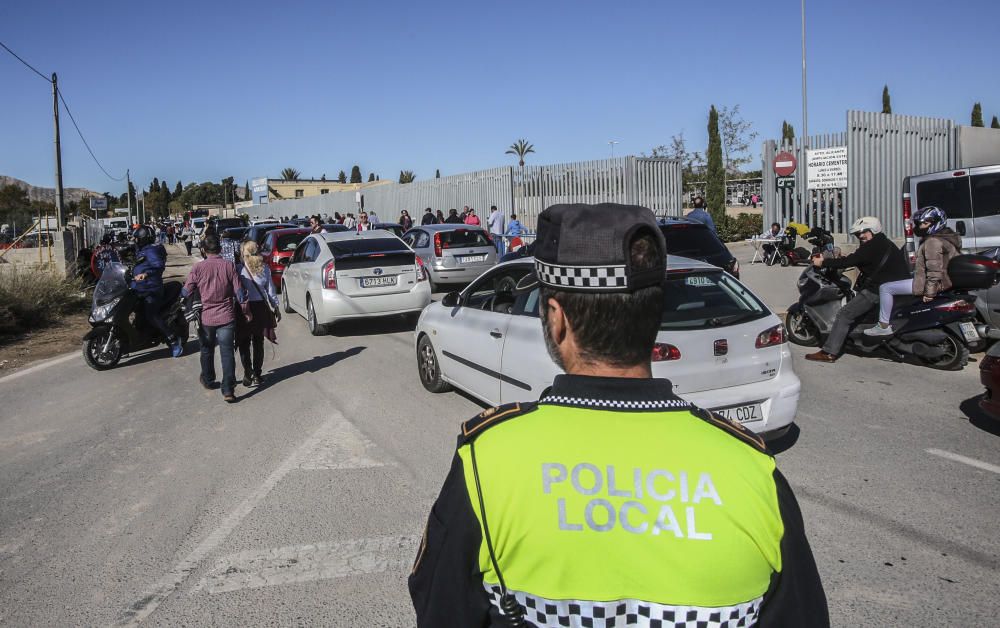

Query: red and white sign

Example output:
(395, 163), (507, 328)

(773, 151), (797, 177)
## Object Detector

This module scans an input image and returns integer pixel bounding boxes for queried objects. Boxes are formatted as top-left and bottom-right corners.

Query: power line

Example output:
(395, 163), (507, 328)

(0, 39), (49, 82)
(57, 88), (126, 181)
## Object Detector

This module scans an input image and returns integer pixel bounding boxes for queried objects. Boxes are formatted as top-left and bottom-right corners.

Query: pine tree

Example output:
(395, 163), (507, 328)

(435, 169), (441, 179)
(705, 105), (725, 225)
(992, 116), (1000, 129)
(337, 170), (347, 184)
(368, 173), (375, 182)
(882, 85), (891, 114)
(972, 103), (984, 127)
(350, 165), (362, 183)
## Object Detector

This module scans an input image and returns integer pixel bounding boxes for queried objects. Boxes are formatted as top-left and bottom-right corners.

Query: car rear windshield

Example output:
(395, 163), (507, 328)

(275, 233), (306, 252)
(216, 218), (249, 230)
(660, 271), (768, 330)
(916, 176), (972, 219)
(441, 229), (491, 248)
(328, 238), (409, 257)
(659, 224), (727, 258)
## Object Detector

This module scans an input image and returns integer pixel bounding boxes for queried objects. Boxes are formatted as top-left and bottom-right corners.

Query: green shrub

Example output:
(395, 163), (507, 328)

(716, 213), (763, 242)
(0, 266), (88, 334)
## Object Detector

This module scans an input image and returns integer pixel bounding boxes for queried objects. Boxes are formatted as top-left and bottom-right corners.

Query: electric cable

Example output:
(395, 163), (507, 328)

(0, 39), (49, 82)
(57, 88), (126, 181)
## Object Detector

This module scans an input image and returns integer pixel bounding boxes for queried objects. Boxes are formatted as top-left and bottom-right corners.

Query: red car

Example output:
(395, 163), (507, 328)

(260, 227), (311, 292)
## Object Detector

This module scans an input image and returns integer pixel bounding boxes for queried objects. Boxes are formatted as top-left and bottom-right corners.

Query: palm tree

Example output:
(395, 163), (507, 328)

(280, 167), (300, 181)
(399, 170), (416, 184)
(505, 139), (535, 167)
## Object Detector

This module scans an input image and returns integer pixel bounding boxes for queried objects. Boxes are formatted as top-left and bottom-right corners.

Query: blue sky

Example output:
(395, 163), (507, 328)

(1, 0), (997, 195)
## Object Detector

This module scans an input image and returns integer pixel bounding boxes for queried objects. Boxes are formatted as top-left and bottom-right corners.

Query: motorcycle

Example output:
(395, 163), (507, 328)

(785, 254), (1000, 370)
(82, 261), (189, 370)
(766, 227), (835, 267)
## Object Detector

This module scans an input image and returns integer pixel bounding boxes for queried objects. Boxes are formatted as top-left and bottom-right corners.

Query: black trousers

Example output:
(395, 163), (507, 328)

(238, 332), (264, 377)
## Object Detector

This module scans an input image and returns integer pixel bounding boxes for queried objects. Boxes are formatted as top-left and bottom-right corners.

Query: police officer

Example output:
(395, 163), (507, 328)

(409, 203), (828, 627)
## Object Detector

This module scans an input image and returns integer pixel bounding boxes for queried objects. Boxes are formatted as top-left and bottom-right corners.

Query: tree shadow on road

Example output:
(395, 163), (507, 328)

(237, 345), (367, 401)
(959, 395), (1000, 438)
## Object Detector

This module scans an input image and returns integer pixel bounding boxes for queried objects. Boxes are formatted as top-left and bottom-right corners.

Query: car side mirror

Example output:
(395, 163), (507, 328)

(442, 292), (461, 308)
(956, 220), (967, 236)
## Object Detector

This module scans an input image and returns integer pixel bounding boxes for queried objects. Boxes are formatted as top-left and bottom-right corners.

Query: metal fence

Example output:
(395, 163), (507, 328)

(763, 111), (957, 238)
(250, 156), (682, 230)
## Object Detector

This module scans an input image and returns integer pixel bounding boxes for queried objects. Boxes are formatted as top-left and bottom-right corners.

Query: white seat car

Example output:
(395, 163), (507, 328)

(280, 230), (432, 335)
(414, 256), (800, 437)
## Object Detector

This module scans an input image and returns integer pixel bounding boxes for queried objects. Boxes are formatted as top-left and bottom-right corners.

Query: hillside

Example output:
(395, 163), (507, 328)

(0, 175), (102, 205)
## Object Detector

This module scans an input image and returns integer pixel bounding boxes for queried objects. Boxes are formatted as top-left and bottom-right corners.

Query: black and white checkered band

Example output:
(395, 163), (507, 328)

(536, 260), (629, 291)
(486, 585), (763, 628)
(541, 396), (692, 411)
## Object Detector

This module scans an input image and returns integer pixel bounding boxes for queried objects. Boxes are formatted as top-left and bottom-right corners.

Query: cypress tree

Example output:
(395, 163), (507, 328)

(992, 116), (1000, 129)
(174, 181), (183, 197)
(781, 121), (795, 146)
(150, 178), (160, 195)
(972, 103), (984, 127)
(337, 170), (347, 184)
(160, 180), (171, 202)
(435, 169), (441, 178)
(882, 85), (891, 114)
(350, 165), (362, 183)
(368, 173), (375, 182)
(244, 181), (250, 200)
(705, 105), (725, 225)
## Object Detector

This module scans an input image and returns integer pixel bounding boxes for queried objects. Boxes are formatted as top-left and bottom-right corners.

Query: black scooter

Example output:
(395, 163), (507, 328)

(82, 261), (189, 370)
(785, 254), (999, 370)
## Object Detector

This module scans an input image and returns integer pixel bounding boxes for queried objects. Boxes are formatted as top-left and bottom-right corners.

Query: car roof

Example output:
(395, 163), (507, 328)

(495, 254), (720, 273)
(413, 223), (487, 232)
(320, 229), (401, 242)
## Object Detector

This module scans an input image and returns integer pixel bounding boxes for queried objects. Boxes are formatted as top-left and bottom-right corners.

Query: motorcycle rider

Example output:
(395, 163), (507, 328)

(865, 206), (961, 336)
(131, 226), (183, 357)
(804, 216), (910, 363)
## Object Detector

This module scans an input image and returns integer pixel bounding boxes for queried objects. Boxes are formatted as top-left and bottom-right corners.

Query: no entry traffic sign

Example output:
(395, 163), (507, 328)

(773, 151), (797, 177)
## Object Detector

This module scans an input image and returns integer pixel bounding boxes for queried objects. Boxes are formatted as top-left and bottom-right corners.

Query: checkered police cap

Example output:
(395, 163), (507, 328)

(516, 203), (666, 293)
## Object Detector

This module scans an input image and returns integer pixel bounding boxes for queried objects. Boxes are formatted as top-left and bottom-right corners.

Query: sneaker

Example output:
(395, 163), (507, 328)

(242, 374), (253, 387)
(863, 324), (894, 337)
(170, 340), (183, 358)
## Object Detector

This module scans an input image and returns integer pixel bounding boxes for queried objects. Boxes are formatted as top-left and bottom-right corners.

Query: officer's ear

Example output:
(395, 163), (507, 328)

(544, 296), (569, 346)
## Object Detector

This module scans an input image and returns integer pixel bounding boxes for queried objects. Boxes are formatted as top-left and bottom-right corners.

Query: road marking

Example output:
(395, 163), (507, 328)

(298, 415), (390, 470)
(193, 536), (419, 594)
(925, 448), (1000, 475)
(0, 351), (77, 385)
(116, 410), (387, 626)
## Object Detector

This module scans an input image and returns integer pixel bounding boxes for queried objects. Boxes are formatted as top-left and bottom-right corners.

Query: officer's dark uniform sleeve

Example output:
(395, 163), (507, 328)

(409, 452), (491, 628)
(758, 469), (830, 627)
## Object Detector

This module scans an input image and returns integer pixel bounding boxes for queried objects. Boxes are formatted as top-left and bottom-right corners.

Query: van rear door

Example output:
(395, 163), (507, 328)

(970, 166), (1000, 251)
(912, 171), (975, 249)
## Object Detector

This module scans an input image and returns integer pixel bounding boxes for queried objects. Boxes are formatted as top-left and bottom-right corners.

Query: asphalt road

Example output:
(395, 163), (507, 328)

(1, 281), (999, 625)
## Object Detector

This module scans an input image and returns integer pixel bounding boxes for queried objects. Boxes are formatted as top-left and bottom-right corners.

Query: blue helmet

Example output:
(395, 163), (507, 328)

(913, 206), (948, 235)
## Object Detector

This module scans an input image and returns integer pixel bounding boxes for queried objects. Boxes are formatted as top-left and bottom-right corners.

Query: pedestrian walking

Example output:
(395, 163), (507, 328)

(399, 210), (413, 230)
(686, 196), (717, 233)
(409, 203), (828, 627)
(182, 234), (246, 402)
(334, 212), (344, 224)
(487, 205), (504, 254)
(463, 208), (481, 226)
(435, 210), (445, 224)
(310, 215), (323, 234)
(343, 213), (357, 229)
(167, 224), (176, 244)
(357, 212), (374, 231)
(444, 208), (463, 224)
(236, 241), (280, 387)
(367, 209), (380, 223)
(181, 222), (195, 256)
(421, 207), (436, 226)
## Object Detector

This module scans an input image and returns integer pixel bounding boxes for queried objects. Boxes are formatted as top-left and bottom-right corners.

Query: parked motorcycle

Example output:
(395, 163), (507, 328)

(82, 261), (189, 370)
(785, 254), (1000, 370)
(767, 227), (835, 267)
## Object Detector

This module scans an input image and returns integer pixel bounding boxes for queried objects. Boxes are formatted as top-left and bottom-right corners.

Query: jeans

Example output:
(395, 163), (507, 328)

(822, 288), (879, 355)
(238, 332), (264, 378)
(184, 240), (193, 256)
(493, 235), (505, 256)
(200, 322), (236, 395)
(140, 290), (173, 341)
(878, 279), (914, 324)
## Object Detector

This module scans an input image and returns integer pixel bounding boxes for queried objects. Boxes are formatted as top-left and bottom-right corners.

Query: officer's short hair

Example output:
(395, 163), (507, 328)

(540, 231), (663, 368)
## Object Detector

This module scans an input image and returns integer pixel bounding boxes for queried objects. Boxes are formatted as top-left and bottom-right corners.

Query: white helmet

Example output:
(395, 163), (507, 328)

(849, 216), (883, 235)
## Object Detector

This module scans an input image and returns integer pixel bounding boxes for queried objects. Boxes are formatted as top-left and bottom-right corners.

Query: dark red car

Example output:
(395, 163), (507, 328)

(260, 227), (310, 292)
(979, 342), (1000, 420)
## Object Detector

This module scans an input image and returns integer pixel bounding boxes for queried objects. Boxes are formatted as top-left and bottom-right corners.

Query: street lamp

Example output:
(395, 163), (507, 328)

(608, 140), (619, 159)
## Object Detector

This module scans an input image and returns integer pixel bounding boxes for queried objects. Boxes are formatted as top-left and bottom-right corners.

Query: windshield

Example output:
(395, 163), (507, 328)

(660, 271), (768, 330)
(660, 225), (728, 258)
(94, 262), (128, 305)
(275, 233), (307, 252)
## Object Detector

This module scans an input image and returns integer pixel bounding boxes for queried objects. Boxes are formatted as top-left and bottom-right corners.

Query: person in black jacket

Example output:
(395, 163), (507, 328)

(805, 216), (910, 362)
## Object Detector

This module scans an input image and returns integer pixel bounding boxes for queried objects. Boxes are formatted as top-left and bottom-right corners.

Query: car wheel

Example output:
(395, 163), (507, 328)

(921, 332), (969, 371)
(779, 255), (790, 267)
(281, 281), (294, 313)
(785, 310), (819, 346)
(306, 296), (326, 336)
(417, 335), (452, 393)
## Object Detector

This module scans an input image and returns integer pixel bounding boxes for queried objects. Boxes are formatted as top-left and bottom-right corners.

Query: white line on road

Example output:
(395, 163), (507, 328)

(0, 351), (77, 385)
(193, 536), (419, 594)
(116, 410), (389, 626)
(925, 448), (1000, 475)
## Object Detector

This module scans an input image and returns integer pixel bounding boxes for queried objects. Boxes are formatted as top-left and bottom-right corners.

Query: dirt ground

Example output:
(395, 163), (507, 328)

(0, 242), (194, 375)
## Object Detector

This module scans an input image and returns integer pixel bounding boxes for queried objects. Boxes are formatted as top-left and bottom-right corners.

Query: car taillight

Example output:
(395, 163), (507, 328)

(755, 324), (786, 348)
(415, 256), (428, 282)
(651, 343), (681, 362)
(323, 259), (337, 290)
(434, 232), (443, 257)
(935, 300), (976, 313)
(902, 195), (911, 221)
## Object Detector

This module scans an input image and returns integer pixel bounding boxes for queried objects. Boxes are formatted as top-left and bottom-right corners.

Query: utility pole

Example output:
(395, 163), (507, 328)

(126, 169), (133, 224)
(52, 73), (65, 228)
(608, 140), (619, 159)
(801, 0), (808, 149)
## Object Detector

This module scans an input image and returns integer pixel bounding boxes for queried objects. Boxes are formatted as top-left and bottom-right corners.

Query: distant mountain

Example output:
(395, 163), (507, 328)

(0, 175), (103, 204)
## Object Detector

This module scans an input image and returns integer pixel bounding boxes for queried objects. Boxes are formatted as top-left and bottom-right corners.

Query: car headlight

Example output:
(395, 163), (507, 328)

(91, 297), (121, 322)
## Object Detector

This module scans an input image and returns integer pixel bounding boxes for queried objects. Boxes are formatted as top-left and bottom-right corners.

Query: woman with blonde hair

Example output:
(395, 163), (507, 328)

(236, 240), (280, 387)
